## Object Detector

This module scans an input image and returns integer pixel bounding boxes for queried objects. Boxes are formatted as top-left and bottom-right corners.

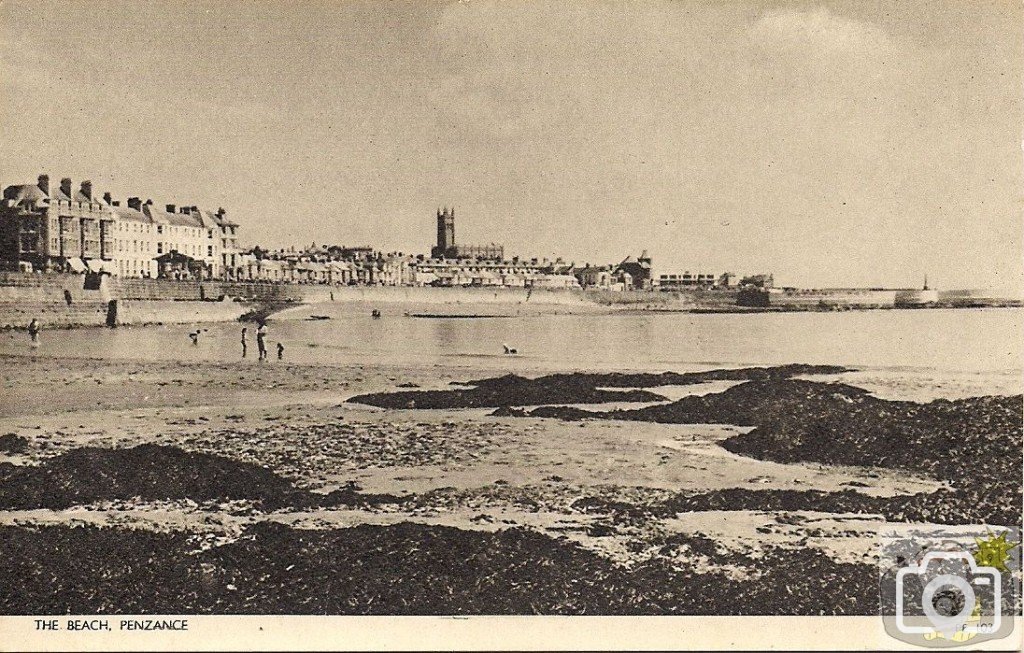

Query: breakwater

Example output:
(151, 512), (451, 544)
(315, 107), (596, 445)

(773, 287), (1019, 309)
(773, 288), (900, 309)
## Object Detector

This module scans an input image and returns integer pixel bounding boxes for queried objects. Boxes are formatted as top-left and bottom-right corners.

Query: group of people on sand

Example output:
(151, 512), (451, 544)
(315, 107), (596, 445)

(25, 315), (284, 361)
(190, 322), (283, 360)
(239, 322), (281, 360)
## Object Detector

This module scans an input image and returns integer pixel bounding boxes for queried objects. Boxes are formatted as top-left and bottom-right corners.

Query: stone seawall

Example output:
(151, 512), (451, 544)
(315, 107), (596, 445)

(316, 285), (589, 305)
(268, 285), (745, 308)
(0, 272), (110, 328)
(0, 299), (249, 329)
(0, 272), (112, 303)
(17, 273), (935, 331)
(110, 278), (310, 303)
(584, 288), (742, 308)
(0, 299), (110, 329)
(0, 272), (751, 307)
(773, 289), (899, 309)
(0, 273), (254, 329)
(114, 300), (248, 326)
(277, 285), (752, 310)
(2, 273), (1000, 328)
(0, 273), (753, 328)
(110, 277), (203, 301)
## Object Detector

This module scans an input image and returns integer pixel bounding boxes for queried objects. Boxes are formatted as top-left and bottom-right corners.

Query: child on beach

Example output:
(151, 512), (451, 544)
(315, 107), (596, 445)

(241, 327), (248, 357)
(27, 318), (40, 348)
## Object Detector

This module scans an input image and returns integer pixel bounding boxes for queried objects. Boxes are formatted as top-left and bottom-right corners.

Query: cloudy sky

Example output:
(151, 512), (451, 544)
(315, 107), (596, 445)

(1, 0), (1020, 289)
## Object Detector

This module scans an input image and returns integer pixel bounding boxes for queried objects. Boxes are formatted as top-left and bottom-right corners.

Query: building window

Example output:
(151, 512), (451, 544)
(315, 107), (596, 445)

(157, 242), (163, 254)
(157, 225), (163, 234)
(208, 245), (213, 257)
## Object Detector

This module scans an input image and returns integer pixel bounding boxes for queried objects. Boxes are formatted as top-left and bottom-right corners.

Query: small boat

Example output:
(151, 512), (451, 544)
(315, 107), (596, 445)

(307, 315), (331, 321)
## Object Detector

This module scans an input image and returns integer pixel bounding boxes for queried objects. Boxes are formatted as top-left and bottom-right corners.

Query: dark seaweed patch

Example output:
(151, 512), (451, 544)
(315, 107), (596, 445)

(0, 522), (877, 615)
(0, 444), (399, 511)
(350, 375), (666, 409)
(0, 433), (28, 454)
(348, 364), (851, 409)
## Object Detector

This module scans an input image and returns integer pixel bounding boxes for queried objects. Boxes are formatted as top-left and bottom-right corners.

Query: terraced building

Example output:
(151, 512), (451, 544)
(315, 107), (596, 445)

(0, 173), (243, 279)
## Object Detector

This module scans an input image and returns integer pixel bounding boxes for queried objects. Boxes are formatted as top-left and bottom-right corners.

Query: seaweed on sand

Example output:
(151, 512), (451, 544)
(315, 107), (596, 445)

(349, 374), (667, 409)
(347, 363), (852, 409)
(0, 444), (399, 511)
(525, 378), (1021, 528)
(0, 521), (878, 615)
(516, 379), (1022, 489)
(0, 433), (28, 454)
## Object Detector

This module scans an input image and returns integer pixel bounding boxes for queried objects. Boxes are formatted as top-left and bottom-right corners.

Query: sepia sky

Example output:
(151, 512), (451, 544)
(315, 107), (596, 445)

(1, 0), (1021, 290)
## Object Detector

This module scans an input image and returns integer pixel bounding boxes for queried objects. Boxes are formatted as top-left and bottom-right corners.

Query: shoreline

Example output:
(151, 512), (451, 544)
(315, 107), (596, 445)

(1, 297), (1019, 331)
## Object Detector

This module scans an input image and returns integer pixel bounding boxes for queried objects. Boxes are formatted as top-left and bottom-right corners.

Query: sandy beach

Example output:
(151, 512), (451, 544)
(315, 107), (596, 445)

(1, 343), (1020, 615)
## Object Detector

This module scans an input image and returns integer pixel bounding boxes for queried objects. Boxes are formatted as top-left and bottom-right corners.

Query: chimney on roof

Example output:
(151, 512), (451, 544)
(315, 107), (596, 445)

(190, 205), (198, 214)
(112, 201), (120, 207)
(80, 180), (93, 200)
(216, 208), (226, 218)
(127, 197), (142, 210)
(60, 178), (72, 198)
(103, 192), (112, 205)
(180, 206), (191, 214)
(144, 199), (153, 206)
(37, 174), (49, 195)
(166, 204), (176, 214)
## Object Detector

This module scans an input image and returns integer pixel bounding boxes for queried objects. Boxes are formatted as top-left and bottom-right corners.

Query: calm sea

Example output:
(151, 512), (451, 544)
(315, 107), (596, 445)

(3, 305), (1021, 398)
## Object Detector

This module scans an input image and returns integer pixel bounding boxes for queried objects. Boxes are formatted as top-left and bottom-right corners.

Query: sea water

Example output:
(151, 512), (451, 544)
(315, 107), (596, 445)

(3, 305), (1021, 399)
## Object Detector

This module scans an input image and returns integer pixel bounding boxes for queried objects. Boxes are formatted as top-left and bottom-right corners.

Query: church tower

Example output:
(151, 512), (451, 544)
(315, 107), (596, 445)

(433, 207), (455, 258)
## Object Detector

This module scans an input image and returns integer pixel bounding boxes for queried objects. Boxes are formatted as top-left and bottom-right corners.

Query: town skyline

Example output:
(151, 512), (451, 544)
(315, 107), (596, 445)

(2, 0), (1021, 292)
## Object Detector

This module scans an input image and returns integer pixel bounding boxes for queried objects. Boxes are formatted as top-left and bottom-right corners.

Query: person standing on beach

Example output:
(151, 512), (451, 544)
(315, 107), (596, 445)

(241, 327), (248, 358)
(276, 342), (284, 360)
(256, 322), (268, 360)
(27, 318), (40, 348)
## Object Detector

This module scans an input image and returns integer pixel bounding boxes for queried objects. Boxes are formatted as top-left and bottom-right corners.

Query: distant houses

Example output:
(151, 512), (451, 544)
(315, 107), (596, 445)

(1, 176), (771, 290)
(247, 246), (580, 288)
